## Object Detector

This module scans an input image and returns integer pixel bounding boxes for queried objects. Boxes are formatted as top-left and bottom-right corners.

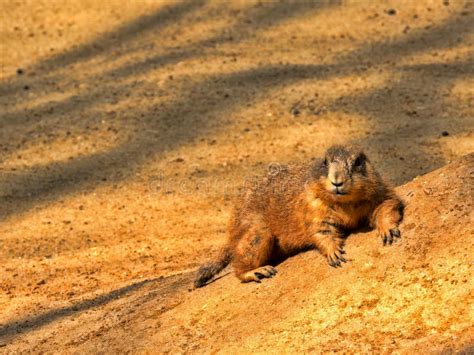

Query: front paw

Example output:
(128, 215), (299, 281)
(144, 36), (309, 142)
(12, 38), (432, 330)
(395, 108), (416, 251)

(326, 244), (347, 268)
(378, 226), (401, 246)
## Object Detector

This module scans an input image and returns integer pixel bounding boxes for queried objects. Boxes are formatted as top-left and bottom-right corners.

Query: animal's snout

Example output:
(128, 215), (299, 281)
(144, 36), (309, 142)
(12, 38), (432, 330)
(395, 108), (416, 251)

(327, 161), (348, 194)
(328, 162), (345, 184)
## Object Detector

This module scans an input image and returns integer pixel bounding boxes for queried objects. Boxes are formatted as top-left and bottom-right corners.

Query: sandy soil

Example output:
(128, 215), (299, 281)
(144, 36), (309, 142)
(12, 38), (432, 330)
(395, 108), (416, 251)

(0, 0), (473, 353)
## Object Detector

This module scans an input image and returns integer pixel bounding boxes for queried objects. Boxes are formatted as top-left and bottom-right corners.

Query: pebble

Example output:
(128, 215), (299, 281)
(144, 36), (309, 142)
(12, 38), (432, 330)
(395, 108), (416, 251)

(290, 108), (300, 116)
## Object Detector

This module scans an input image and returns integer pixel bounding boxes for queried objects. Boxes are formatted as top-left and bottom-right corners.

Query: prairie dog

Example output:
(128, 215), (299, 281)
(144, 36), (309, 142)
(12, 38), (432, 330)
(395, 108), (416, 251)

(195, 145), (403, 287)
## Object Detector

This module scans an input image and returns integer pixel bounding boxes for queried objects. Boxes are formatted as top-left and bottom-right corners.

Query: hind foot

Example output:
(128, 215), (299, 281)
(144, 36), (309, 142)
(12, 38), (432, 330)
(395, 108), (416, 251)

(240, 265), (277, 283)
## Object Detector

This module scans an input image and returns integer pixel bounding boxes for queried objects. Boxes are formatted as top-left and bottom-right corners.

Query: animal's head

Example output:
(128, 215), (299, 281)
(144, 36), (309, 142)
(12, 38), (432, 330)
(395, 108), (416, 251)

(314, 145), (375, 203)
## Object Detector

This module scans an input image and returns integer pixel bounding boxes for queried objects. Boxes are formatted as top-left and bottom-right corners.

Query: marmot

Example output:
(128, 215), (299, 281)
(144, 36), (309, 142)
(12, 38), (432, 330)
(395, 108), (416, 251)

(195, 145), (403, 287)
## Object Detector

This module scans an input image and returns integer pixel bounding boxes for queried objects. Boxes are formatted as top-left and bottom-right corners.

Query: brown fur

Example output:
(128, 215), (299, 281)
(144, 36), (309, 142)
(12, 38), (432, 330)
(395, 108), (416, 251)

(194, 145), (403, 287)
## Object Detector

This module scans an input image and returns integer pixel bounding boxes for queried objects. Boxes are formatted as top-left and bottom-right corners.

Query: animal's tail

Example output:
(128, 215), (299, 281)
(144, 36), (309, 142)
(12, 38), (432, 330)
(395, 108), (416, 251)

(194, 246), (233, 288)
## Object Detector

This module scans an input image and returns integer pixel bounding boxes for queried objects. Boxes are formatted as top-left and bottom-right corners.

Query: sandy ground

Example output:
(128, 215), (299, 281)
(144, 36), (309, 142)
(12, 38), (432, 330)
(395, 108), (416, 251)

(0, 0), (473, 353)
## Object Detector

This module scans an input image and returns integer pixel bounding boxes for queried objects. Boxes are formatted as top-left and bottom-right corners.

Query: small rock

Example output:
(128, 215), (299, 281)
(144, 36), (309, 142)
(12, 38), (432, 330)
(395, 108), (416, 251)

(386, 8), (397, 15)
(37, 279), (46, 286)
(441, 131), (449, 137)
(290, 108), (301, 116)
(23, 85), (29, 90)
(16, 68), (24, 75)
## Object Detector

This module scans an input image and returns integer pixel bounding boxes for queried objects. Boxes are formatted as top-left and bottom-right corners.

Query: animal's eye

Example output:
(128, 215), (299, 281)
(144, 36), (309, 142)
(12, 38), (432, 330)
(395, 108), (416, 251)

(354, 157), (362, 167)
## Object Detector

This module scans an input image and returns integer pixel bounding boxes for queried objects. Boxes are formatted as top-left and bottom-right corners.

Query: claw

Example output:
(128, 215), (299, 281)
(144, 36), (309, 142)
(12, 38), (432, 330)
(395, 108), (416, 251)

(257, 267), (275, 278)
(250, 273), (262, 283)
(380, 226), (401, 247)
(386, 232), (393, 244)
(328, 250), (347, 267)
(391, 228), (401, 238)
(267, 266), (277, 275)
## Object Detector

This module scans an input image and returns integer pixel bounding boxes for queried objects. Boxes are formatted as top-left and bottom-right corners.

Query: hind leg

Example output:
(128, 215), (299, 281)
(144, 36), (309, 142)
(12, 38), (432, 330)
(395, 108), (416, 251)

(233, 217), (276, 283)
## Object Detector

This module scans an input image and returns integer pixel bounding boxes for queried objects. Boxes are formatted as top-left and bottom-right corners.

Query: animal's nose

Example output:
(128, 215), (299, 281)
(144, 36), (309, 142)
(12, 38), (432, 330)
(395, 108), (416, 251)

(331, 181), (343, 187)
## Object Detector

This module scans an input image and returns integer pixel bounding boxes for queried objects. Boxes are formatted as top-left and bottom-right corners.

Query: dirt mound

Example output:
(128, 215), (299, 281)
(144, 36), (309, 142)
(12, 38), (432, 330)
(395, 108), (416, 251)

(2, 154), (472, 353)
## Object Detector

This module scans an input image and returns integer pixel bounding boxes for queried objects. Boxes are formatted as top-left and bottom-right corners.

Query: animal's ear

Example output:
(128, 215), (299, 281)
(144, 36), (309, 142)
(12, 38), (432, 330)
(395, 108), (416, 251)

(354, 152), (368, 167)
(359, 152), (368, 162)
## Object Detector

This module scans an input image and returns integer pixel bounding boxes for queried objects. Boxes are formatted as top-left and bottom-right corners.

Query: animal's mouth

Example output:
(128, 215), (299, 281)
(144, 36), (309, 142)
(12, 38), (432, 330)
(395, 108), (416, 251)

(326, 179), (350, 196)
(328, 188), (348, 196)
